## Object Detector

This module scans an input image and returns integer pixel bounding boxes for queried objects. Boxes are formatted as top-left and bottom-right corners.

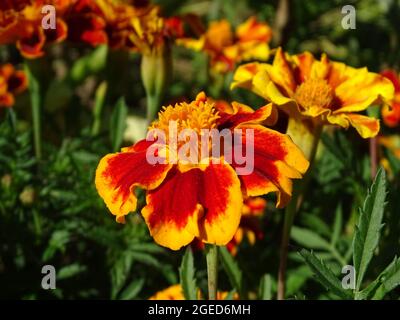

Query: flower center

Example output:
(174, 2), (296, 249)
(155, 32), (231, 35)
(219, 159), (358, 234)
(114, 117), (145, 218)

(294, 78), (334, 110)
(150, 99), (220, 135)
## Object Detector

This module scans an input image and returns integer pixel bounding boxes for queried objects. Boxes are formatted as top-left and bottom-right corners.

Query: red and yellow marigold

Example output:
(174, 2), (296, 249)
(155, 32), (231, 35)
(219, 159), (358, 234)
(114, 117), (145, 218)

(0, 63), (28, 108)
(178, 17), (272, 74)
(95, 92), (308, 250)
(0, 0), (70, 58)
(380, 70), (400, 128)
(232, 48), (395, 139)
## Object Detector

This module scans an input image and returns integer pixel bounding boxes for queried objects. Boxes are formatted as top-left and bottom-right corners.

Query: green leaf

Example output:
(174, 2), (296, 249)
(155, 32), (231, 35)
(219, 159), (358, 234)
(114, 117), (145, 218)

(130, 251), (161, 269)
(57, 264), (87, 280)
(119, 278), (145, 300)
(69, 45), (108, 83)
(299, 249), (352, 299)
(331, 205), (343, 246)
(110, 97), (128, 152)
(258, 274), (272, 300)
(372, 257), (400, 299)
(353, 167), (387, 291)
(291, 226), (331, 251)
(110, 251), (134, 299)
(179, 247), (197, 300)
(219, 246), (242, 295)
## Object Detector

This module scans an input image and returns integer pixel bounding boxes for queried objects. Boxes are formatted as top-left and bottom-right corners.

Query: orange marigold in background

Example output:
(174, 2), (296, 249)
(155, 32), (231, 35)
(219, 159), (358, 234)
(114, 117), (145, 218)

(0, 64), (28, 107)
(380, 70), (400, 128)
(192, 197), (266, 256)
(232, 48), (394, 139)
(378, 135), (400, 178)
(95, 92), (308, 250)
(0, 0), (70, 58)
(149, 284), (238, 300)
(178, 17), (272, 74)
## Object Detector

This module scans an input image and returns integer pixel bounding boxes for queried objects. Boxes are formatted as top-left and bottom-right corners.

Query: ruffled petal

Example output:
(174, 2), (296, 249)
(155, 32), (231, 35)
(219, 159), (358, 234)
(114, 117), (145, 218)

(334, 69), (394, 113)
(345, 113), (380, 138)
(95, 140), (172, 223)
(230, 124), (309, 207)
(264, 47), (297, 96)
(217, 101), (276, 128)
(142, 160), (243, 250)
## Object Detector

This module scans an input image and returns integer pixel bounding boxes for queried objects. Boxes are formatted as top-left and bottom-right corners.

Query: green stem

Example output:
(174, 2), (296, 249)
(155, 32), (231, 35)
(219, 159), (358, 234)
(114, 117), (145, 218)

(146, 93), (161, 125)
(277, 123), (322, 300)
(206, 244), (218, 300)
(91, 81), (108, 136)
(25, 62), (42, 160)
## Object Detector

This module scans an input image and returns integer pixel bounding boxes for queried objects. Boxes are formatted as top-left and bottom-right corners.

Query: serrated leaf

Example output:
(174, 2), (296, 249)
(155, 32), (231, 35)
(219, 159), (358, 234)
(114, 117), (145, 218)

(291, 226), (331, 251)
(372, 257), (400, 299)
(110, 251), (134, 299)
(179, 247), (197, 300)
(110, 97), (128, 152)
(219, 246), (242, 295)
(119, 278), (145, 300)
(353, 168), (387, 291)
(258, 274), (272, 300)
(299, 249), (352, 299)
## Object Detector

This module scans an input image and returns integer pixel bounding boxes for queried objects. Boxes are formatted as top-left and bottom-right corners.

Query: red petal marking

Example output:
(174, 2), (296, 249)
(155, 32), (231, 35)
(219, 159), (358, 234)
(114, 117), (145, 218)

(17, 27), (46, 58)
(381, 70), (400, 93)
(103, 148), (170, 202)
(147, 168), (201, 229)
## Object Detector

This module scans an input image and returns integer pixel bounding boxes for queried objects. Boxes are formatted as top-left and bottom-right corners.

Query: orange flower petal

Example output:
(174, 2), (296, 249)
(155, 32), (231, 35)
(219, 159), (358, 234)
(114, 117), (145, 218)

(265, 47), (297, 96)
(334, 69), (394, 113)
(345, 113), (380, 138)
(44, 18), (68, 43)
(0, 93), (14, 108)
(217, 101), (276, 128)
(95, 140), (172, 223)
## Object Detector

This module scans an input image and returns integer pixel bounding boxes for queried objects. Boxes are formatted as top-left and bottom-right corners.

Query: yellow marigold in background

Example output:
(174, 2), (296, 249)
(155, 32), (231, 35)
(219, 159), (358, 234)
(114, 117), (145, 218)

(0, 0), (70, 58)
(178, 17), (272, 74)
(378, 135), (400, 178)
(232, 48), (394, 139)
(149, 284), (238, 300)
(192, 197), (266, 255)
(0, 64), (28, 108)
(95, 92), (308, 250)
(224, 197), (267, 255)
(149, 284), (185, 300)
(380, 70), (400, 128)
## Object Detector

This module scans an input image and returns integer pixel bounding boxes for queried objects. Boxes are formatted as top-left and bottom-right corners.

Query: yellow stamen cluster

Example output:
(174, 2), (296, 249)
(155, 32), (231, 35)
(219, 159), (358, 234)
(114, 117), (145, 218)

(150, 99), (220, 137)
(294, 78), (334, 110)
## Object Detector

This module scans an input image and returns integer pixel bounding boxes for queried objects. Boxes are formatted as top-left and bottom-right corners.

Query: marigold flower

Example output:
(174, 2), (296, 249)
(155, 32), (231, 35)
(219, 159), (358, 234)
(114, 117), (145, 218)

(0, 64), (28, 108)
(378, 135), (400, 177)
(148, 284), (238, 300)
(178, 17), (272, 74)
(95, 92), (308, 250)
(380, 70), (400, 128)
(232, 48), (395, 138)
(148, 284), (185, 300)
(0, 0), (69, 58)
